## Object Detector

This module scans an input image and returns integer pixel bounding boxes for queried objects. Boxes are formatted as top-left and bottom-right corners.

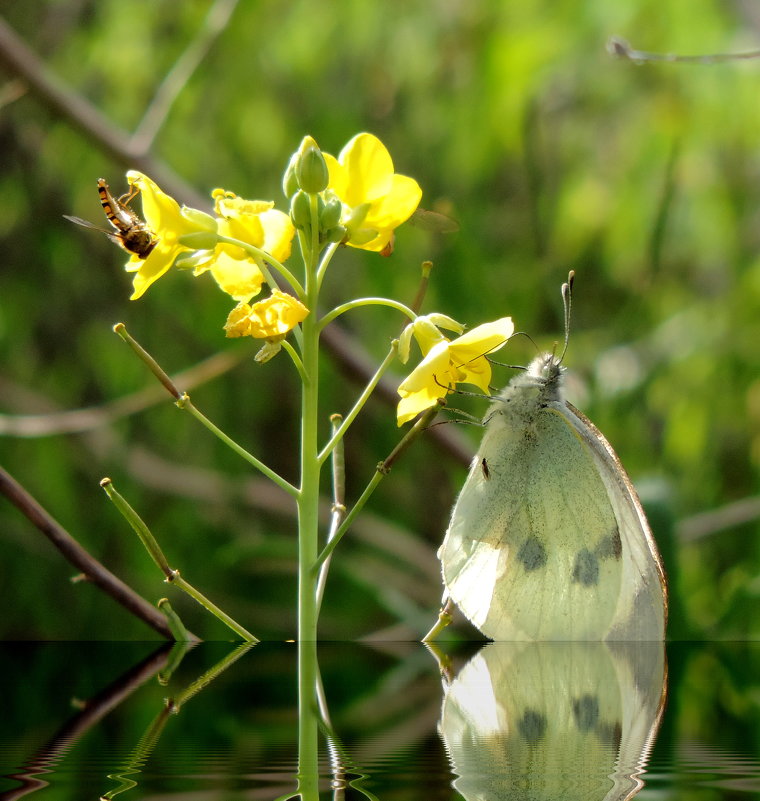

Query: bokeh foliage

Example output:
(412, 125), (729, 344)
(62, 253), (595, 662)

(1, 0), (760, 639)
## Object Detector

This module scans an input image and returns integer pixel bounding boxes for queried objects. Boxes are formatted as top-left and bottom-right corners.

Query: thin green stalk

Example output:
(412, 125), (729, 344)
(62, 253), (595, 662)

(101, 478), (258, 642)
(313, 401), (442, 573)
(318, 341), (398, 465)
(101, 478), (173, 576)
(281, 339), (307, 383)
(114, 323), (298, 498)
(158, 598), (192, 642)
(177, 394), (298, 498)
(315, 241), (340, 289)
(318, 297), (417, 330)
(421, 597), (455, 642)
(316, 414), (345, 613)
(169, 572), (257, 642)
(216, 234), (304, 299)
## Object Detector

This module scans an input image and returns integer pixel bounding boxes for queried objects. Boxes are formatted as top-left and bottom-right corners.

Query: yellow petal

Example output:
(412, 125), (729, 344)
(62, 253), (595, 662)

(364, 174), (422, 230)
(452, 317), (515, 353)
(127, 172), (185, 235)
(411, 316), (448, 356)
(260, 208), (296, 263)
(224, 303), (254, 338)
(397, 341), (452, 424)
(339, 133), (395, 206)
(209, 252), (265, 301)
(246, 290), (309, 339)
(323, 153), (348, 198)
(127, 243), (175, 300)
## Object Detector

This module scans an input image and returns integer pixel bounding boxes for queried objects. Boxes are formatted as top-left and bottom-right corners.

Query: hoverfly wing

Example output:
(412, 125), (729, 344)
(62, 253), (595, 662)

(63, 214), (105, 231)
(63, 214), (123, 247)
(409, 207), (460, 234)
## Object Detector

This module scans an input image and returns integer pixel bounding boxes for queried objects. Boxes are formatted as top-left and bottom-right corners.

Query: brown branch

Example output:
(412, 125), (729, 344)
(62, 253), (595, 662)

(0, 345), (251, 437)
(0, 16), (207, 209)
(131, 0), (240, 152)
(0, 464), (196, 640)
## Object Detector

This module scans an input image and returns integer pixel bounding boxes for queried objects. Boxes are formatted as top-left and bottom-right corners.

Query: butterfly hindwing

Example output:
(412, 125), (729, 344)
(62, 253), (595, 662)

(563, 404), (667, 639)
(441, 401), (625, 640)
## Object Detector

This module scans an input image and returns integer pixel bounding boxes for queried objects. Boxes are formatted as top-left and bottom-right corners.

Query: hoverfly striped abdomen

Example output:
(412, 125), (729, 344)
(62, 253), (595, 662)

(96, 178), (157, 259)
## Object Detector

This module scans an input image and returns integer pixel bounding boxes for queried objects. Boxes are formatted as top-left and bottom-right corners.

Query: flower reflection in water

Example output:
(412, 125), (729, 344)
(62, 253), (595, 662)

(438, 642), (666, 801)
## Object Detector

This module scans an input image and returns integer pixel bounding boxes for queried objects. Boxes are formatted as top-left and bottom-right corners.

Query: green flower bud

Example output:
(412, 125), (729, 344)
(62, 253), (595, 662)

(290, 190), (312, 229)
(282, 152), (300, 199)
(177, 230), (219, 250)
(346, 227), (376, 246)
(173, 249), (214, 270)
(344, 201), (370, 231)
(324, 224), (347, 244)
(180, 207), (217, 232)
(320, 197), (342, 230)
(295, 136), (329, 194)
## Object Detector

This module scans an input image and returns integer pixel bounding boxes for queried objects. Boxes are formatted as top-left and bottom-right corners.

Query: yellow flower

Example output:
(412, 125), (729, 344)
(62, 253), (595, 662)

(397, 313), (465, 364)
(224, 289), (309, 339)
(396, 318), (515, 425)
(124, 171), (217, 300)
(323, 133), (422, 253)
(196, 190), (296, 302)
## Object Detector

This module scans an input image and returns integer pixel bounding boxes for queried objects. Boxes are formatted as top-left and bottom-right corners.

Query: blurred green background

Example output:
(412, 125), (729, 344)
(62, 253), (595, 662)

(1, 0), (759, 640)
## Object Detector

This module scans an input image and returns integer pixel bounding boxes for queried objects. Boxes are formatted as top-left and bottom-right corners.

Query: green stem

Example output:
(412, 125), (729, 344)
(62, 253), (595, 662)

(178, 394), (298, 498)
(421, 598), (455, 642)
(318, 297), (417, 330)
(316, 414), (345, 613)
(101, 478), (258, 642)
(170, 572), (258, 642)
(315, 241), (340, 289)
(113, 324), (297, 498)
(101, 478), (172, 576)
(157, 598), (192, 642)
(313, 401), (442, 573)
(296, 638), (320, 801)
(281, 339), (308, 383)
(318, 340), (398, 465)
(296, 192), (323, 642)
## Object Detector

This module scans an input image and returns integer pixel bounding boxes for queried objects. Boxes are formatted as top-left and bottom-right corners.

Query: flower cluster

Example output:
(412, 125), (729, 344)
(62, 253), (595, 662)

(103, 133), (513, 423)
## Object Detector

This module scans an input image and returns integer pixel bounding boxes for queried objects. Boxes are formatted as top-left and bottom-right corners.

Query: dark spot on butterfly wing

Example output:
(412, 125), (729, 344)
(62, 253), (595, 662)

(518, 709), (547, 744)
(572, 548), (599, 586)
(481, 458), (490, 479)
(518, 535), (547, 572)
(572, 694), (599, 732)
(595, 527), (622, 561)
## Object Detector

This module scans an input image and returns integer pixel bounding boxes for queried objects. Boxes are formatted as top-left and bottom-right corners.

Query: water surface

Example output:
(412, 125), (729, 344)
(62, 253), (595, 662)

(1, 641), (758, 799)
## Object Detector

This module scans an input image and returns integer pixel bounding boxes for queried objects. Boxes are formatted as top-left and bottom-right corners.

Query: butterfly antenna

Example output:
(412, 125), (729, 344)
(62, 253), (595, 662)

(559, 270), (575, 364)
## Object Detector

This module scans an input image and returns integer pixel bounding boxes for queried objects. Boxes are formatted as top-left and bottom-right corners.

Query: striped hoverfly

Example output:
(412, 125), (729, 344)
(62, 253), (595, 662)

(64, 178), (157, 259)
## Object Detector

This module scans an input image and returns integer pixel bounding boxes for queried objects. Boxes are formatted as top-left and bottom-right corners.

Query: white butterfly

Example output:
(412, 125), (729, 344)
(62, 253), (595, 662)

(439, 275), (667, 640)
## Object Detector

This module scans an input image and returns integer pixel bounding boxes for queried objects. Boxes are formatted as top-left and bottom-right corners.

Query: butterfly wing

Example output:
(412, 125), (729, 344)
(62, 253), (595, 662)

(563, 403), (667, 639)
(441, 401), (628, 640)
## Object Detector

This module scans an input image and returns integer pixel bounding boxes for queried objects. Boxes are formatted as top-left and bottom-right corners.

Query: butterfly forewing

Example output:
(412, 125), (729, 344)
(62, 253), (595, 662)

(442, 402), (625, 640)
